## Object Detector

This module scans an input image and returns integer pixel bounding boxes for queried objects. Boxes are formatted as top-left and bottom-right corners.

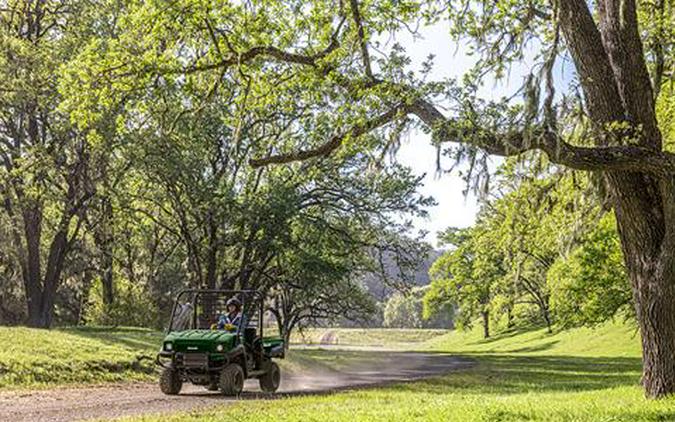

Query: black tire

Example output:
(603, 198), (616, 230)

(259, 362), (280, 393)
(219, 363), (244, 396)
(159, 367), (182, 395)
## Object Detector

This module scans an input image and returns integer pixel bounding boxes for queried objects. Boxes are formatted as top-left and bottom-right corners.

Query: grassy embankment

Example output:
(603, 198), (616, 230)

(129, 321), (675, 422)
(0, 326), (162, 388)
(0, 325), (446, 390)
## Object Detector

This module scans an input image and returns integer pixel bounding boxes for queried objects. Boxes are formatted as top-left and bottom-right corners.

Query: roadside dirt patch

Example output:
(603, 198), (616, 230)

(0, 351), (473, 422)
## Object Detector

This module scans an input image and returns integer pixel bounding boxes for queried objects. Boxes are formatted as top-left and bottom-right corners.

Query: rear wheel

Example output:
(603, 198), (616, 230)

(159, 367), (182, 395)
(219, 363), (244, 396)
(259, 362), (280, 393)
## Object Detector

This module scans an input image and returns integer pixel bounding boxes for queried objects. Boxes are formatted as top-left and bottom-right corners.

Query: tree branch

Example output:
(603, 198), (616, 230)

(251, 96), (675, 178)
(178, 18), (346, 75)
(410, 98), (675, 176)
(168, 11), (674, 179)
(249, 103), (407, 167)
(349, 0), (374, 80)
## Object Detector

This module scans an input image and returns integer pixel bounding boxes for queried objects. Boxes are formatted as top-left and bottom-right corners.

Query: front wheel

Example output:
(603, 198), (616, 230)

(259, 362), (280, 393)
(219, 363), (245, 396)
(159, 367), (182, 395)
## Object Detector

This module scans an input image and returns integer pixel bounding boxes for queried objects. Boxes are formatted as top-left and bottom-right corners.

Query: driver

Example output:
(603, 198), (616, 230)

(215, 297), (242, 331)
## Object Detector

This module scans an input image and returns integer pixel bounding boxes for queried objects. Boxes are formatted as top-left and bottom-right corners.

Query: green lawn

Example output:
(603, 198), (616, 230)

(425, 320), (641, 357)
(127, 321), (675, 422)
(0, 326), (163, 389)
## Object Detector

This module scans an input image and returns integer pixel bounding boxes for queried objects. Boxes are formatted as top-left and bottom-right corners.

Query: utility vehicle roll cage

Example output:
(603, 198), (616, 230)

(167, 289), (266, 338)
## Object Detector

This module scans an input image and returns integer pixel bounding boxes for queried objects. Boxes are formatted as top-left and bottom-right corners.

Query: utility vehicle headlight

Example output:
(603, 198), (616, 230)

(216, 344), (224, 352)
(164, 342), (173, 351)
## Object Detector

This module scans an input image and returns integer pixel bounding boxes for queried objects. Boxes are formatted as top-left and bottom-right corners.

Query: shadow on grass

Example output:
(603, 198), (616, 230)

(61, 326), (164, 354)
(504, 340), (560, 353)
(461, 323), (558, 347)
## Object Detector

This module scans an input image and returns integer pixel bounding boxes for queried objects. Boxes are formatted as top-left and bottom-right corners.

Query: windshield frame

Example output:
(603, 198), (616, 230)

(167, 289), (264, 338)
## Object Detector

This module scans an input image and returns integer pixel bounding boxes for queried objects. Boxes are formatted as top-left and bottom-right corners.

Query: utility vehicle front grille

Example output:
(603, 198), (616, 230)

(181, 353), (208, 368)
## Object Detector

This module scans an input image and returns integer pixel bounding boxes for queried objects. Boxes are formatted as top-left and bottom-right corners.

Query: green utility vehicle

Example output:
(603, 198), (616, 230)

(156, 290), (284, 396)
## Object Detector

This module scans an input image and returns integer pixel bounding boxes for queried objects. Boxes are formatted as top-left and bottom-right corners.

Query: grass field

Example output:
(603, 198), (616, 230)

(126, 321), (675, 422)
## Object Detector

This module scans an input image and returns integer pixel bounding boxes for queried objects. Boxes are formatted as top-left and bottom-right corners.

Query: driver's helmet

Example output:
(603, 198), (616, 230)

(226, 297), (242, 310)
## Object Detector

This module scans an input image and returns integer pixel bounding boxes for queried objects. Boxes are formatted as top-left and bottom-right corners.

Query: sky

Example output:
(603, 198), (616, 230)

(389, 22), (530, 247)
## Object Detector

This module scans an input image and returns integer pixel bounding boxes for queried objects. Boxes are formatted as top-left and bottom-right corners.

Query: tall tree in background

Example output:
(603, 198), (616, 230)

(425, 166), (611, 335)
(0, 1), (112, 327)
(495, 170), (601, 332)
(426, 227), (500, 338)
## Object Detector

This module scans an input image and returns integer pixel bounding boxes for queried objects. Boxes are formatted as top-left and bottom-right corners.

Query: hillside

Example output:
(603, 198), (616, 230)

(426, 319), (642, 357)
(0, 327), (162, 388)
(361, 249), (443, 301)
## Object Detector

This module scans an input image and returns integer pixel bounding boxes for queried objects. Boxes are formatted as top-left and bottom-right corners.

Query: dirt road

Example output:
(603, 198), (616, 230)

(0, 350), (472, 422)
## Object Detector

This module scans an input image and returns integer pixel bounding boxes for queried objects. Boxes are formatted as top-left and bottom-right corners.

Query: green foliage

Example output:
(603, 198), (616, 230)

(0, 0), (669, 340)
(657, 82), (675, 151)
(1, 0), (436, 328)
(425, 226), (499, 334)
(84, 278), (160, 328)
(548, 214), (631, 328)
(383, 287), (452, 329)
(425, 165), (627, 334)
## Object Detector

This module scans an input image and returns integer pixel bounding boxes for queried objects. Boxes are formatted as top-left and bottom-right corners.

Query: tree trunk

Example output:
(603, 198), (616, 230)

(205, 210), (218, 290)
(19, 202), (75, 328)
(542, 305), (552, 334)
(22, 204), (44, 327)
(558, 0), (673, 397)
(611, 174), (675, 398)
(629, 253), (675, 398)
(99, 198), (114, 307)
(481, 310), (490, 339)
(282, 325), (292, 351)
(40, 228), (69, 328)
(77, 270), (94, 325)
